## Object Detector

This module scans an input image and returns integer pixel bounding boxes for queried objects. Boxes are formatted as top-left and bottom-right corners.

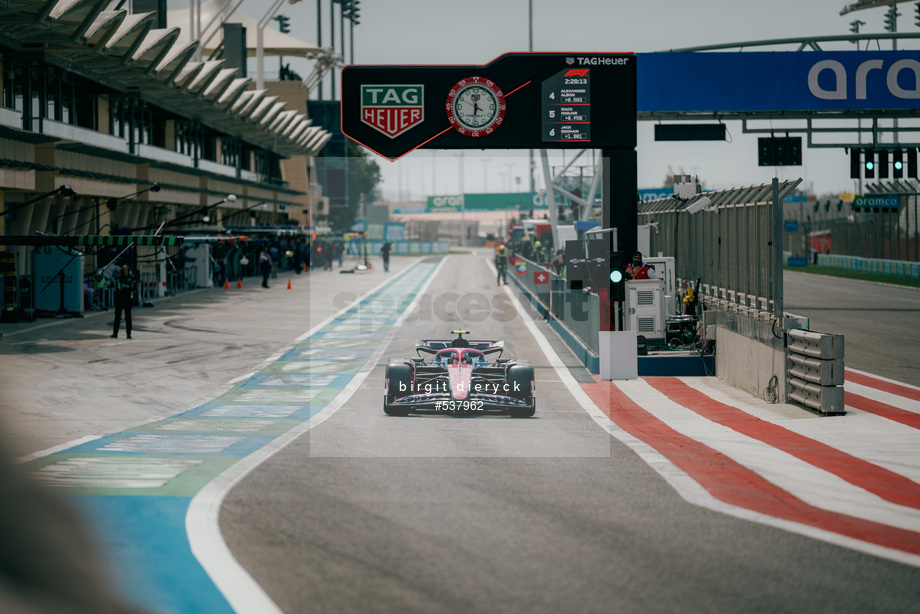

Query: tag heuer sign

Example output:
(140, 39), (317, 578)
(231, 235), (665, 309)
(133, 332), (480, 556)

(342, 53), (636, 159)
(361, 85), (424, 138)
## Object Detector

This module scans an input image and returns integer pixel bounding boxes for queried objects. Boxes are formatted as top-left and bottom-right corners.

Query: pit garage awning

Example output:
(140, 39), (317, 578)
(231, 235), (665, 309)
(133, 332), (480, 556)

(0, 0), (331, 157)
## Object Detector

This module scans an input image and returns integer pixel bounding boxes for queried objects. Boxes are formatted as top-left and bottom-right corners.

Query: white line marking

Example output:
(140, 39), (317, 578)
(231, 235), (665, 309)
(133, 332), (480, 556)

(845, 381), (920, 415)
(187, 258), (448, 614)
(15, 435), (100, 464)
(498, 274), (920, 568)
(615, 379), (920, 533)
(847, 368), (920, 392)
(21, 266), (431, 460)
(34, 457), (200, 489)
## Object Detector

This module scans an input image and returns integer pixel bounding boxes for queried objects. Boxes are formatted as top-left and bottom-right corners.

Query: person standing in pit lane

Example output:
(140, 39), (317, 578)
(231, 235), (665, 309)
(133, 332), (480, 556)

(495, 244), (509, 285)
(380, 241), (391, 272)
(334, 239), (344, 268)
(259, 247), (272, 288)
(110, 265), (135, 339)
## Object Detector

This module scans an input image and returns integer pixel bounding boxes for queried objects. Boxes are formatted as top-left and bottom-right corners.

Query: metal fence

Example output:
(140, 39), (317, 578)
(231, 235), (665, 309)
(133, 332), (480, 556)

(639, 180), (801, 318)
(827, 193), (920, 262)
(509, 180), (803, 354)
(92, 266), (200, 311)
(166, 265), (198, 296)
(512, 256), (601, 355)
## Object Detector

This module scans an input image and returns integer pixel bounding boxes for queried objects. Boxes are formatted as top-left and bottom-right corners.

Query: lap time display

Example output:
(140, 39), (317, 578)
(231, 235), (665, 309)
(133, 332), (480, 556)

(542, 68), (591, 142)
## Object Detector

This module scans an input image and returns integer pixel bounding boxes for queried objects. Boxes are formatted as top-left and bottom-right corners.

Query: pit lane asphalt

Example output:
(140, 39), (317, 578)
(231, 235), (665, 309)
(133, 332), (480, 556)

(0, 258), (411, 461)
(217, 254), (920, 614)
(2, 254), (918, 614)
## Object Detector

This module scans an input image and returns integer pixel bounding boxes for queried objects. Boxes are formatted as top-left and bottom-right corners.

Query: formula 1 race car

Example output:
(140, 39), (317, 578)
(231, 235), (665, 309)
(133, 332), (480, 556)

(384, 330), (536, 418)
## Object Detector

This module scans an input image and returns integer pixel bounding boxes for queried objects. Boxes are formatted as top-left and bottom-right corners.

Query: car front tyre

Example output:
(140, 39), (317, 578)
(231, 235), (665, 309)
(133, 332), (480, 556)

(384, 360), (414, 417)
(509, 400), (536, 418)
(383, 400), (411, 417)
(506, 360), (536, 418)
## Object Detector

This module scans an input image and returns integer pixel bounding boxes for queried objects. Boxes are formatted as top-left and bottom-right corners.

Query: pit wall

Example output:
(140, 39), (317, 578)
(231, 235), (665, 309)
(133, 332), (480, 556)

(704, 309), (787, 401)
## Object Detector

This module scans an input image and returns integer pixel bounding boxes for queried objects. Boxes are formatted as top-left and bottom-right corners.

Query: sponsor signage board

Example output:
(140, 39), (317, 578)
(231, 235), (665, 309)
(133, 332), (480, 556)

(428, 195), (463, 212)
(638, 188), (672, 201)
(342, 53), (636, 160)
(853, 194), (899, 209)
(360, 85), (424, 138)
(426, 192), (541, 212)
(638, 51), (920, 113)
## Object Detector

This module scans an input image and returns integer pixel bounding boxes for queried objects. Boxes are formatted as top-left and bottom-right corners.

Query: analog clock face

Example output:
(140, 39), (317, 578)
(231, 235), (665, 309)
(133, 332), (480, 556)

(446, 77), (506, 137)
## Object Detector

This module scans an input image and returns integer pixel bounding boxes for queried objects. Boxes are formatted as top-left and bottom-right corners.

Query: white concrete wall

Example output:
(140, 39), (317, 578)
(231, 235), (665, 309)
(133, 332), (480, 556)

(714, 327), (786, 401)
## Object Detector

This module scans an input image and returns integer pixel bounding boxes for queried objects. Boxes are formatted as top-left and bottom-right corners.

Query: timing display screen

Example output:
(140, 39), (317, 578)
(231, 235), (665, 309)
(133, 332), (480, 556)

(342, 53), (635, 160)
(542, 68), (591, 142)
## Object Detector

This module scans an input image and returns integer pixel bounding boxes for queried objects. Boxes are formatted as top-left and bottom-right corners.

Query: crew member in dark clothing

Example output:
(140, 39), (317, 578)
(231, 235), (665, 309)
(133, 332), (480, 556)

(111, 265), (135, 339)
(259, 248), (272, 288)
(380, 241), (392, 272)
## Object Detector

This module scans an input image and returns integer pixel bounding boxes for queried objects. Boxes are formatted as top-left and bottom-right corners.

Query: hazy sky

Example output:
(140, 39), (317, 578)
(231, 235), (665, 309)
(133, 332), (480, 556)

(228, 0), (920, 200)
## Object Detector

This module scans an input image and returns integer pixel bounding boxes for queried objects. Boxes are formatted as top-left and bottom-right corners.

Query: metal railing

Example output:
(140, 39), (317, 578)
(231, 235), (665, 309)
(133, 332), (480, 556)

(511, 256), (600, 355)
(166, 265), (198, 296)
(91, 265), (201, 311)
(639, 180), (801, 320)
(828, 192), (920, 262)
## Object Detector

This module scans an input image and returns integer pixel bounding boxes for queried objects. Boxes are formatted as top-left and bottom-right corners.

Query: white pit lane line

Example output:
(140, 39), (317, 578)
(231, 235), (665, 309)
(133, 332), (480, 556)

(492, 257), (920, 568)
(187, 257), (449, 614)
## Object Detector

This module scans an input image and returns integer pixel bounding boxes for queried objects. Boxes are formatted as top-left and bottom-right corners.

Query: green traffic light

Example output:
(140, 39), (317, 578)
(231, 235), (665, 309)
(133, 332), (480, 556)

(865, 161), (875, 170)
(610, 270), (623, 283)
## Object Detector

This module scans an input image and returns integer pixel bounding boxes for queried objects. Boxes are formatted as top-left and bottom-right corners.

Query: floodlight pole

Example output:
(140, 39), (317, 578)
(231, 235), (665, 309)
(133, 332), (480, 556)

(528, 0), (535, 201)
(540, 152), (559, 243)
(257, 0), (287, 89)
(772, 177), (783, 323)
(456, 153), (465, 247)
(317, 0), (323, 99)
(330, 0), (336, 99)
(198, 0), (246, 56)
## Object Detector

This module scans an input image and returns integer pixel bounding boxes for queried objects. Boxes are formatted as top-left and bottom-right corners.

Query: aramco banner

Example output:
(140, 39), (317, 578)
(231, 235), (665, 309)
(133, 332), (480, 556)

(853, 194), (899, 210)
(426, 192), (544, 212)
(638, 51), (920, 112)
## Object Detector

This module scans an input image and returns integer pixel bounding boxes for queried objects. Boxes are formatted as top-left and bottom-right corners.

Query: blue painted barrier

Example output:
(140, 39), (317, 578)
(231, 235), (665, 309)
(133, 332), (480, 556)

(815, 254), (919, 281)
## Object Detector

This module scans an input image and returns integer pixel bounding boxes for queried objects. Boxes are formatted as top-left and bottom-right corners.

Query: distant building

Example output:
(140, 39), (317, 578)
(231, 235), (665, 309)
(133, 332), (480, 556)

(0, 0), (333, 280)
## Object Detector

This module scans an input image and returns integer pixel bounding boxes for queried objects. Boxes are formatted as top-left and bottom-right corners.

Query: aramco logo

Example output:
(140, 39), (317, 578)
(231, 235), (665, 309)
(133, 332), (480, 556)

(360, 85), (424, 138)
(808, 59), (920, 100)
(429, 195), (465, 211)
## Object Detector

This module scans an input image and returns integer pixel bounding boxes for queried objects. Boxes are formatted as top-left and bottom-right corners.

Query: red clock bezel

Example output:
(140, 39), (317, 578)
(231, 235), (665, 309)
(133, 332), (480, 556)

(445, 77), (507, 137)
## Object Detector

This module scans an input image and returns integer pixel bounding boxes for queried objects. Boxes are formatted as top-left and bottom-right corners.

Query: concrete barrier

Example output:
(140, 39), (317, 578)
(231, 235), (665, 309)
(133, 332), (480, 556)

(786, 328), (845, 415)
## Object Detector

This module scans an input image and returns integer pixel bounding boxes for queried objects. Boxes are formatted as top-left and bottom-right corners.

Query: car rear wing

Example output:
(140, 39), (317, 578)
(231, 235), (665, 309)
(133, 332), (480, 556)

(415, 340), (504, 358)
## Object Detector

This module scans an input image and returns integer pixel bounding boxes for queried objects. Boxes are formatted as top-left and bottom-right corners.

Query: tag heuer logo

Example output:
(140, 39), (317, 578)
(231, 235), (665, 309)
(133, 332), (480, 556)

(566, 57), (575, 65)
(361, 85), (424, 138)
